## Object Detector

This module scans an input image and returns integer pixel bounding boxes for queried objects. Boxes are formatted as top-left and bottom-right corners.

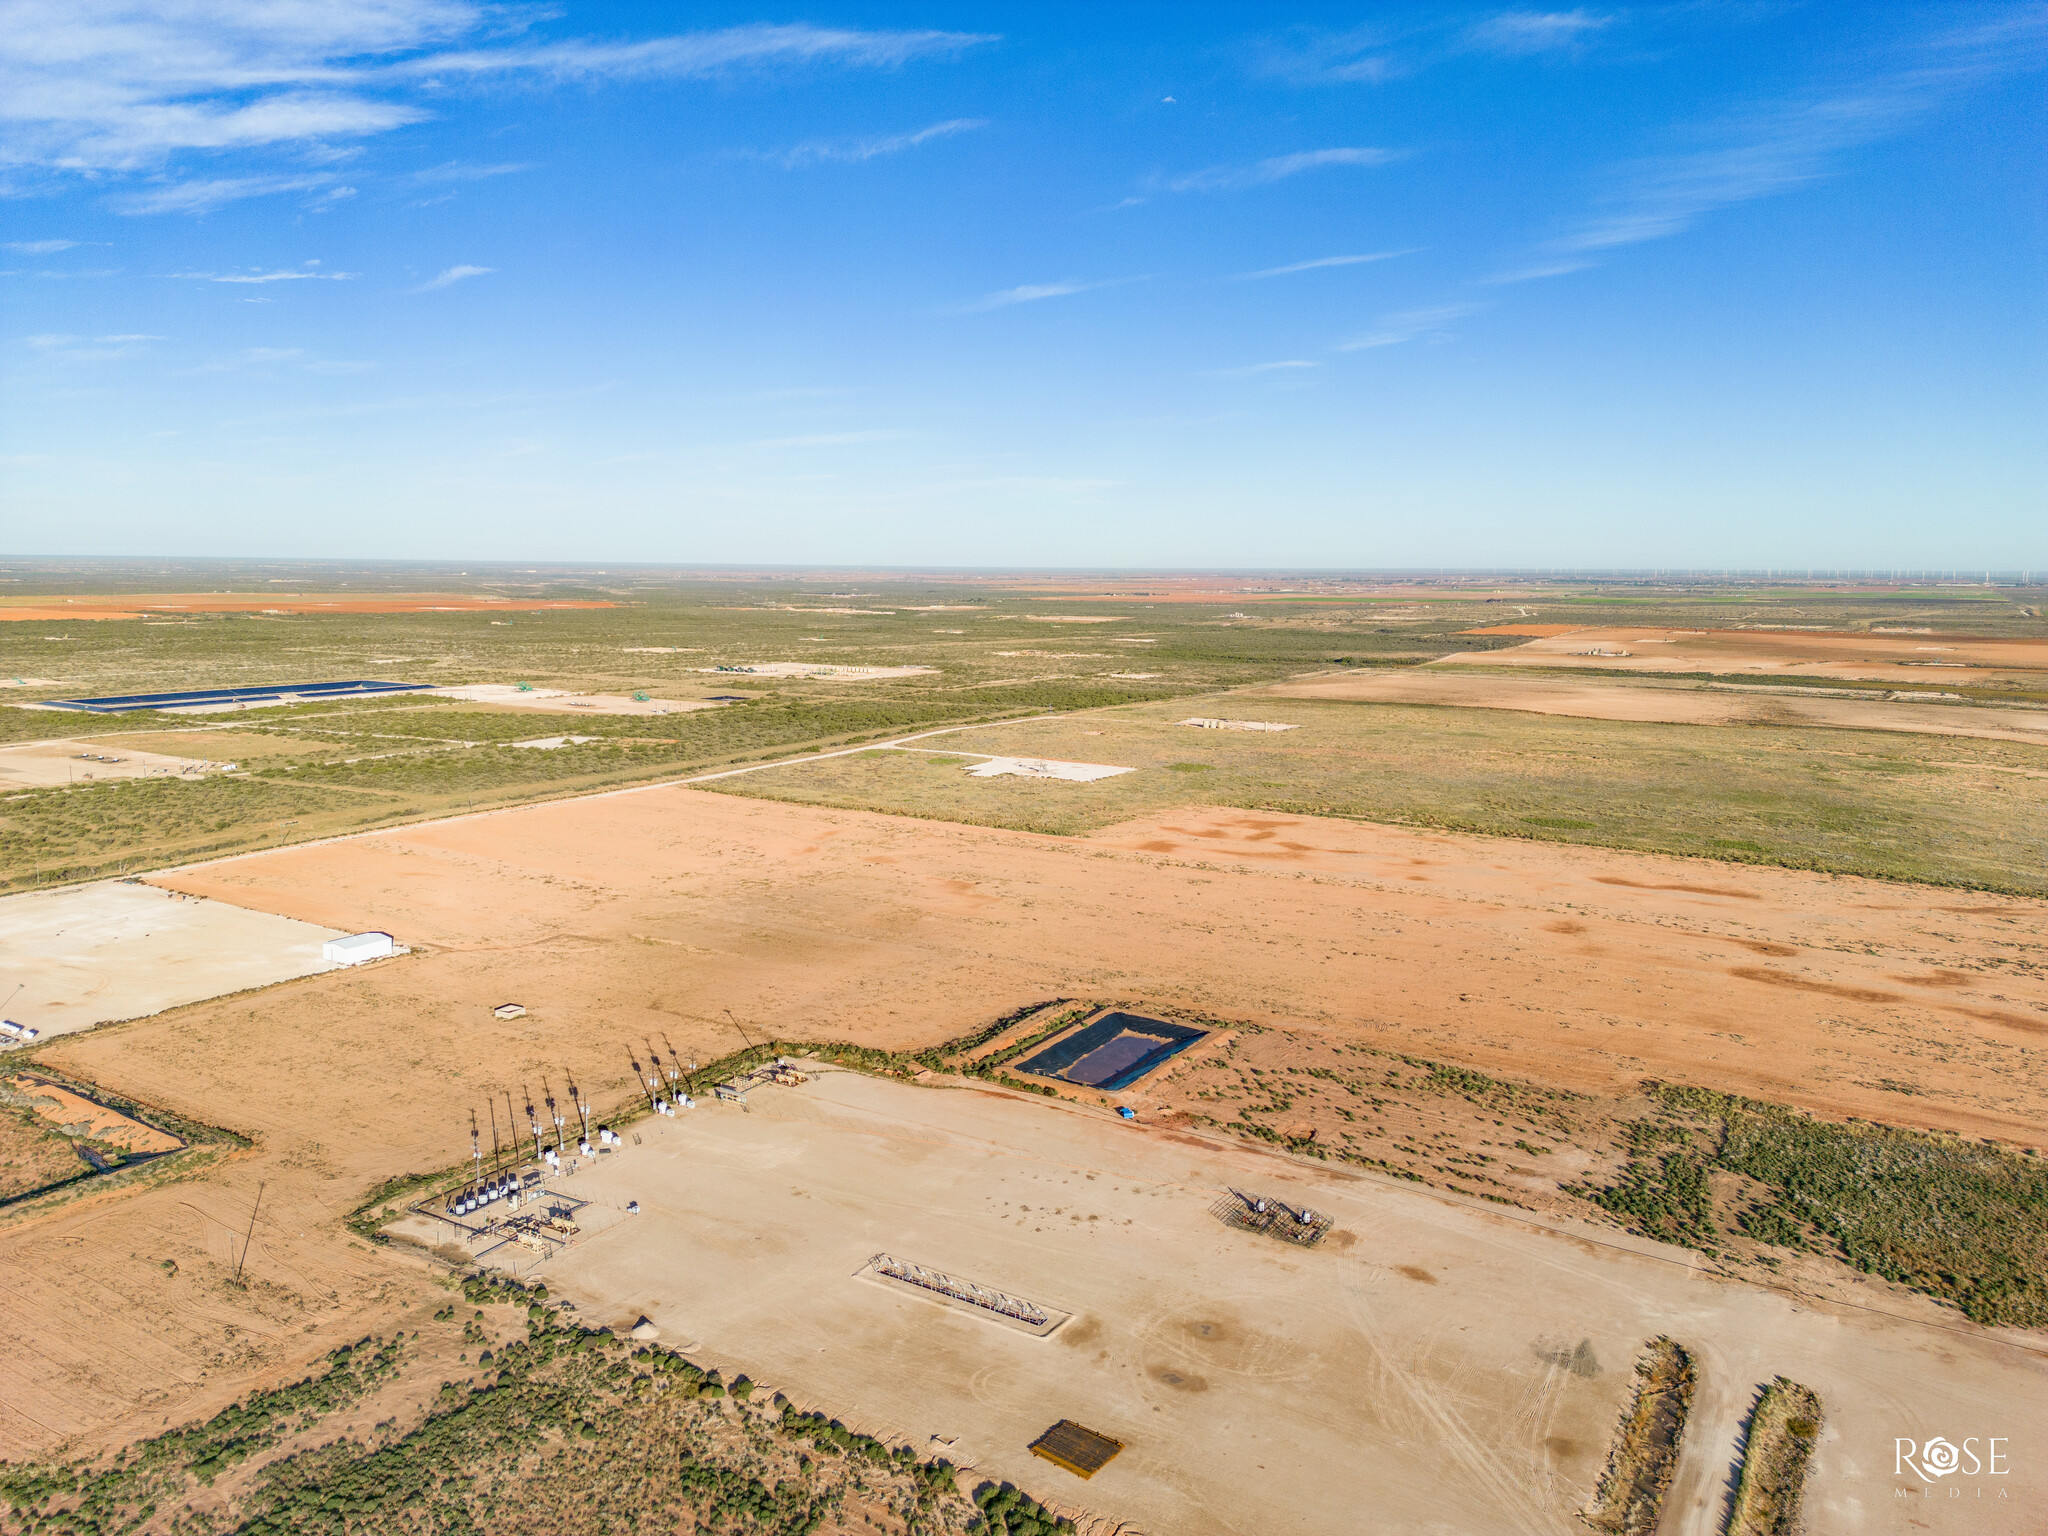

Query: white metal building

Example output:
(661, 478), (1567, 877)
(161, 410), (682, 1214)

(322, 931), (396, 965)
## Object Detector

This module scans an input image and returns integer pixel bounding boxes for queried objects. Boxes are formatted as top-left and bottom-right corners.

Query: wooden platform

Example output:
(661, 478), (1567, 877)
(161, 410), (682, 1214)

(1028, 1419), (1123, 1479)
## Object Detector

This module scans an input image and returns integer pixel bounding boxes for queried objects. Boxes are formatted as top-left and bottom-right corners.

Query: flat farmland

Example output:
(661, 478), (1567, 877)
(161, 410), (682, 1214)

(1443, 627), (2048, 688)
(699, 697), (2048, 894)
(1256, 668), (2048, 746)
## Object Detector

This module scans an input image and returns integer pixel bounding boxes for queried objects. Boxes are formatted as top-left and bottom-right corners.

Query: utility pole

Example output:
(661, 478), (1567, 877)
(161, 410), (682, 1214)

(233, 1182), (266, 1284)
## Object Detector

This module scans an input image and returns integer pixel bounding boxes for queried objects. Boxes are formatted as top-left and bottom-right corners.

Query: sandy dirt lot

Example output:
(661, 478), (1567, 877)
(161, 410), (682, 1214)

(1257, 670), (2048, 744)
(0, 738), (239, 788)
(428, 683), (724, 715)
(8, 789), (2044, 1478)
(469, 1070), (2046, 1536)
(0, 880), (346, 1040)
(1440, 628), (2048, 686)
(150, 790), (2048, 1145)
(691, 662), (939, 680)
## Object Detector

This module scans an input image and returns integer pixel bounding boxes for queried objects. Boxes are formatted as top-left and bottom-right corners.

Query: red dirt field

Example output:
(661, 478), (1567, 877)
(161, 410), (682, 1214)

(6, 789), (2042, 1460)
(1254, 668), (2048, 744)
(146, 791), (2048, 1146)
(0, 593), (620, 620)
(1441, 626), (2048, 685)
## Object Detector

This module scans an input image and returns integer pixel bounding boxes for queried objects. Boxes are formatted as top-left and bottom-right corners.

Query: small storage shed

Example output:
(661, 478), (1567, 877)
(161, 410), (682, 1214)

(493, 1003), (527, 1020)
(322, 931), (396, 965)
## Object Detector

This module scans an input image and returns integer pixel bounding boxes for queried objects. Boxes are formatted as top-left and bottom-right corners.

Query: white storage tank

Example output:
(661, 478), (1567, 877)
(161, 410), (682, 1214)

(322, 931), (396, 965)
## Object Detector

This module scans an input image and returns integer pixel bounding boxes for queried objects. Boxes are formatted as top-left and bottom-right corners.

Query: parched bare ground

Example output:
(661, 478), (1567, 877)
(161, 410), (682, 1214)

(1435, 626), (2048, 687)
(0, 1098), (96, 1202)
(1256, 668), (2048, 744)
(6, 788), (2045, 1460)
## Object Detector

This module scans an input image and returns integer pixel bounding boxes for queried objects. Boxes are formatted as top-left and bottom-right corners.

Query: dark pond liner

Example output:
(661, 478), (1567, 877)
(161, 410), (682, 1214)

(40, 679), (429, 714)
(1016, 1011), (1207, 1092)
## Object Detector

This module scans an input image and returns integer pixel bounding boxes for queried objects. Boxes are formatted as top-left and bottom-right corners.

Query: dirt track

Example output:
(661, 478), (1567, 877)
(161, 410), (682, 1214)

(7, 788), (2044, 1463)
(1257, 669), (2048, 744)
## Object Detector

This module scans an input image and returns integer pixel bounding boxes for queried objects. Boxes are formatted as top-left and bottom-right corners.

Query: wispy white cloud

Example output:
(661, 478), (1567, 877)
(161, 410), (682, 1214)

(1336, 303), (1483, 350)
(388, 24), (994, 84)
(1250, 27), (1407, 87)
(0, 265), (122, 280)
(414, 264), (492, 291)
(958, 277), (1144, 312)
(4, 238), (79, 253)
(0, 6), (996, 203)
(1201, 360), (1320, 378)
(409, 160), (533, 183)
(1169, 146), (1401, 193)
(1553, 15), (2048, 255)
(1467, 11), (1613, 56)
(23, 330), (162, 361)
(1255, 13), (1617, 87)
(775, 117), (986, 168)
(172, 261), (353, 284)
(1237, 250), (1412, 279)
(1479, 258), (1591, 285)
(111, 174), (345, 215)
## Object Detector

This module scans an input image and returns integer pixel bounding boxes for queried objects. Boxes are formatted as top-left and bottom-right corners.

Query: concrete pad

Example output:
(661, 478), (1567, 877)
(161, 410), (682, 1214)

(0, 739), (237, 789)
(428, 684), (721, 715)
(962, 757), (1135, 782)
(0, 881), (349, 1040)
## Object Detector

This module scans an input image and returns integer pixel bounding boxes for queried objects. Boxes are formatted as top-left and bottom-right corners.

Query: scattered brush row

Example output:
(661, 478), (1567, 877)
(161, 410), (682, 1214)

(0, 1267), (1083, 1536)
(1582, 1338), (1823, 1536)
(1570, 1081), (2048, 1327)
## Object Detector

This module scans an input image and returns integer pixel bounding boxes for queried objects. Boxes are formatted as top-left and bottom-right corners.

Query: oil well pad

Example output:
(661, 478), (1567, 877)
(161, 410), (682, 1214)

(1211, 1188), (1333, 1247)
(1029, 1420), (1124, 1479)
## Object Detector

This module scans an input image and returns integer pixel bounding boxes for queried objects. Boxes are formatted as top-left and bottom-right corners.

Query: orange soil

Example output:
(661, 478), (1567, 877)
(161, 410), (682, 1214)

(4, 1074), (182, 1153)
(8, 789), (2043, 1458)
(1444, 626), (2048, 685)
(0, 593), (620, 621)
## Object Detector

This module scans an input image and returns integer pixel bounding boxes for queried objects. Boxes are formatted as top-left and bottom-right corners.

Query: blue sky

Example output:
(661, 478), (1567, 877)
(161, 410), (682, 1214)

(2, 3), (2043, 567)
